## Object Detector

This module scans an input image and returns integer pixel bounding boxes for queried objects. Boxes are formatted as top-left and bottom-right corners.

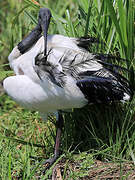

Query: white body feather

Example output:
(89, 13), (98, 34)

(4, 35), (89, 113)
(4, 34), (131, 115)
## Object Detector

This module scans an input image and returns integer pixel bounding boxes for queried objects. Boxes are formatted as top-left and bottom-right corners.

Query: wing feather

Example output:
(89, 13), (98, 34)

(59, 50), (133, 102)
(76, 76), (131, 103)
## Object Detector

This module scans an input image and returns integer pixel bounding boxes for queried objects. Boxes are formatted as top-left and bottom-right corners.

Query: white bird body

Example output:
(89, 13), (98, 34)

(4, 75), (86, 113)
(4, 35), (132, 114)
(4, 35), (91, 113)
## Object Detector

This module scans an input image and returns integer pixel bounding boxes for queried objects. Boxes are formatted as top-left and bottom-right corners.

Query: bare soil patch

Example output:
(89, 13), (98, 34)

(52, 160), (135, 180)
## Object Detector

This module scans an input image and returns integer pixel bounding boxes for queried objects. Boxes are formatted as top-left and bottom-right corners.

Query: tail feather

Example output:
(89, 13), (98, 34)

(95, 56), (134, 101)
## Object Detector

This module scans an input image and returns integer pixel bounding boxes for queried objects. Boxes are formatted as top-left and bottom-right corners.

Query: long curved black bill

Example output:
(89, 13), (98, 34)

(38, 8), (52, 58)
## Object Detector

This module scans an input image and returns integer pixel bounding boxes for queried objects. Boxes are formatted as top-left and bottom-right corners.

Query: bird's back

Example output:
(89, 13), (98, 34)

(34, 35), (133, 104)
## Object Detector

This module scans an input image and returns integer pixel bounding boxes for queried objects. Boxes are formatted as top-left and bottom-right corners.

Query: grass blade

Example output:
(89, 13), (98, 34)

(127, 0), (134, 60)
(66, 10), (76, 37)
(84, 0), (92, 36)
(117, 0), (128, 47)
(0, 135), (45, 148)
(24, 10), (38, 25)
(105, 0), (125, 55)
(12, 5), (30, 27)
(24, 0), (41, 9)
(8, 152), (12, 180)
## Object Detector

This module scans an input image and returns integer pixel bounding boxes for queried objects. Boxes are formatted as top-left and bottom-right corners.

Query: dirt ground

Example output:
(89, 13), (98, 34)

(52, 160), (135, 180)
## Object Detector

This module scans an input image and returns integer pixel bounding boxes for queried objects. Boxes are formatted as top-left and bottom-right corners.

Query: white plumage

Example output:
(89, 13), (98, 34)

(4, 35), (90, 113)
(4, 34), (132, 115)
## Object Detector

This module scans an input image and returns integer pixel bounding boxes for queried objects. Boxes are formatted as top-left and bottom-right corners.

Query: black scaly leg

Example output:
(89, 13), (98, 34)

(42, 112), (64, 169)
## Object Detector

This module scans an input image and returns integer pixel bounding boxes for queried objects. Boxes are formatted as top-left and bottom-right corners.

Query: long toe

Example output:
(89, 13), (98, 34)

(41, 155), (59, 173)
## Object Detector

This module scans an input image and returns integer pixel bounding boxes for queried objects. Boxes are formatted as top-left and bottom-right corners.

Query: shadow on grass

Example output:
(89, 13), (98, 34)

(63, 102), (135, 160)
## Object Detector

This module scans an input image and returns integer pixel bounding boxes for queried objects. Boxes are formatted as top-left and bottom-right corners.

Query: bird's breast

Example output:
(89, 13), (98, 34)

(3, 74), (87, 113)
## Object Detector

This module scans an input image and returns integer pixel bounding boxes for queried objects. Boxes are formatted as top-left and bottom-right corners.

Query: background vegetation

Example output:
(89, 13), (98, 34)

(0, 0), (134, 179)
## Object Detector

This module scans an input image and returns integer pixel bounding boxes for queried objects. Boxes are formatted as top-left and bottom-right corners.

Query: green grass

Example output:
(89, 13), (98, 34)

(0, 0), (135, 179)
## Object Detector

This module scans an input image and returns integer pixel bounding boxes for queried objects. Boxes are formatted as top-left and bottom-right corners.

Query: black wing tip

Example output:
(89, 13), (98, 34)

(79, 36), (100, 43)
(76, 75), (133, 104)
(76, 36), (99, 50)
(94, 53), (134, 99)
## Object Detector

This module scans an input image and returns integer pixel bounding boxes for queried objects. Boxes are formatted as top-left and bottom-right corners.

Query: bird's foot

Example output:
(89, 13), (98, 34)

(41, 155), (59, 174)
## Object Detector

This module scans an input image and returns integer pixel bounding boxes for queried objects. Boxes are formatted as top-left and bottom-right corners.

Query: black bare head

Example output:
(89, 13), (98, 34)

(38, 8), (52, 59)
(38, 8), (52, 26)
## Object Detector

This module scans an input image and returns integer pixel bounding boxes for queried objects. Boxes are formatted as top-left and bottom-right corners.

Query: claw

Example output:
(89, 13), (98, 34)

(41, 155), (59, 174)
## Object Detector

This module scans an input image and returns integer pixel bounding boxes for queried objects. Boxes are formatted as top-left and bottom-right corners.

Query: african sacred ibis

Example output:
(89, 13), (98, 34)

(3, 8), (133, 167)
